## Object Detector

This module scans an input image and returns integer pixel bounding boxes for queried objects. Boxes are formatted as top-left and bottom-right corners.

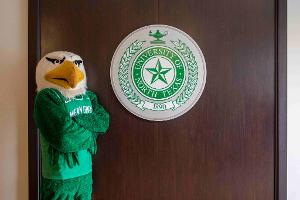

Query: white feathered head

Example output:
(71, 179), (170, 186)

(36, 51), (87, 98)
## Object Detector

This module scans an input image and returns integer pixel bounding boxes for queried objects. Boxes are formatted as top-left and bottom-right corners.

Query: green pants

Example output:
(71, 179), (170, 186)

(41, 173), (92, 200)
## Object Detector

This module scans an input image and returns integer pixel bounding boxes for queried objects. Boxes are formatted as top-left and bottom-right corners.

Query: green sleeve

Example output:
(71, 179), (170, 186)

(74, 91), (110, 135)
(34, 89), (96, 153)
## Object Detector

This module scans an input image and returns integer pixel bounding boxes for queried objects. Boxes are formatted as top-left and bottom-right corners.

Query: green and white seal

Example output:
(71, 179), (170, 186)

(110, 25), (206, 121)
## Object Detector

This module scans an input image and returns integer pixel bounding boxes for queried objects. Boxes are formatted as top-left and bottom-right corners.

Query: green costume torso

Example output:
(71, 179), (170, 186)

(34, 88), (110, 180)
(41, 135), (92, 179)
(41, 92), (93, 179)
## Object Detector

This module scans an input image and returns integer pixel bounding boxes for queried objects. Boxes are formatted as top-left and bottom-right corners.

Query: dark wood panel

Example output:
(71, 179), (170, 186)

(157, 0), (275, 199)
(275, 0), (287, 199)
(28, 0), (40, 199)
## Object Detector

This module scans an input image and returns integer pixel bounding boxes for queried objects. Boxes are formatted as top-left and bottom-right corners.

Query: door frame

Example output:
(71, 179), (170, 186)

(28, 0), (287, 199)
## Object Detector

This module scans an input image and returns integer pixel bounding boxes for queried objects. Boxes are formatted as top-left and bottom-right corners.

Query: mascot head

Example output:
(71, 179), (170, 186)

(36, 51), (87, 98)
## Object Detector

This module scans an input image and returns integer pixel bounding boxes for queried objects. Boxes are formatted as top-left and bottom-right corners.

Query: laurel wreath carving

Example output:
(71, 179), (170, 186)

(118, 40), (145, 105)
(171, 40), (199, 105)
(118, 39), (198, 110)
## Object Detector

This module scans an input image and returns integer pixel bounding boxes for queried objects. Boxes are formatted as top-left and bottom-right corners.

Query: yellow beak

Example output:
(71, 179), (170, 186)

(45, 60), (84, 89)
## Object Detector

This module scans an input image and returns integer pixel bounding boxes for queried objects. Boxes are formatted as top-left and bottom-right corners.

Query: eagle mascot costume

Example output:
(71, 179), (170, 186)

(34, 51), (110, 200)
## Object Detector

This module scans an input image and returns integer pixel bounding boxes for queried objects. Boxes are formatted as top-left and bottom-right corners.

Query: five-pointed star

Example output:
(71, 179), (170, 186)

(146, 59), (172, 84)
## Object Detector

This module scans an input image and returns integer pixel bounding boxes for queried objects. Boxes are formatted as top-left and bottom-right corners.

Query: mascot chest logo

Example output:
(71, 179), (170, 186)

(65, 96), (93, 117)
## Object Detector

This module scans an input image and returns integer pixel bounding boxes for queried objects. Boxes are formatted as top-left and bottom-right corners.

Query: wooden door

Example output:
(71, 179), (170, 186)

(28, 0), (287, 199)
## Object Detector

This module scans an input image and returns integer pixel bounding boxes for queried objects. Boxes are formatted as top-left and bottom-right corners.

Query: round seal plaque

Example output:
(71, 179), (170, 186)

(110, 24), (206, 121)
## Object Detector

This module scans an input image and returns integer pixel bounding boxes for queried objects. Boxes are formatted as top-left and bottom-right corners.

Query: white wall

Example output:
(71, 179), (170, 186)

(0, 0), (28, 199)
(288, 0), (300, 200)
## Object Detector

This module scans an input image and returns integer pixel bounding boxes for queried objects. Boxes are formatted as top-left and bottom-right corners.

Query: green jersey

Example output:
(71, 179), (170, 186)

(34, 88), (110, 180)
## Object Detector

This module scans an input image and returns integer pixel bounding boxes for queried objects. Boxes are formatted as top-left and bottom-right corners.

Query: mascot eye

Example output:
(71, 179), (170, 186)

(59, 57), (65, 64)
(74, 60), (83, 66)
(46, 57), (65, 64)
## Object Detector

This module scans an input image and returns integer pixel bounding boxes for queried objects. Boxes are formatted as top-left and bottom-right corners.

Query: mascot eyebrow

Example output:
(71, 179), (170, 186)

(46, 56), (83, 66)
(46, 56), (66, 64)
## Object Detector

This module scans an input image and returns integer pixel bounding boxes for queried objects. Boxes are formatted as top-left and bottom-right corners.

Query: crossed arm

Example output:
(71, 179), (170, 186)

(34, 89), (110, 153)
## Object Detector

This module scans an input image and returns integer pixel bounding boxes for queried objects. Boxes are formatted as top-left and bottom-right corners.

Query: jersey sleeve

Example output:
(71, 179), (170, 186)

(74, 91), (110, 135)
